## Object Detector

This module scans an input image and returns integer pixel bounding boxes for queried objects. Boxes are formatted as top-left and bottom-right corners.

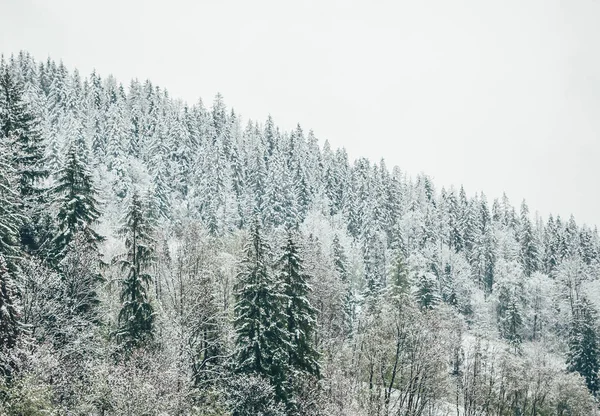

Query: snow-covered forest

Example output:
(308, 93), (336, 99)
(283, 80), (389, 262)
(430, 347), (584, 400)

(1, 51), (600, 415)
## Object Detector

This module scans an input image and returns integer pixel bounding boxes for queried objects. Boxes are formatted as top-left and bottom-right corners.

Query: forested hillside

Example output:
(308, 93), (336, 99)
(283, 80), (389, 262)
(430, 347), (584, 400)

(1, 51), (599, 415)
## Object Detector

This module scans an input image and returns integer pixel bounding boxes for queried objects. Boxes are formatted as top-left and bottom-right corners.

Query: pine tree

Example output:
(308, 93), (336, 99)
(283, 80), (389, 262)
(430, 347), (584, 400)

(277, 232), (320, 379)
(498, 291), (523, 350)
(0, 143), (22, 269)
(544, 215), (559, 273)
(0, 66), (47, 198)
(567, 297), (600, 394)
(51, 143), (102, 261)
(415, 270), (440, 310)
(447, 189), (464, 252)
(0, 254), (21, 377)
(0, 66), (47, 252)
(233, 220), (290, 404)
(115, 192), (155, 350)
(518, 200), (539, 277)
(388, 250), (410, 304)
(332, 234), (354, 334)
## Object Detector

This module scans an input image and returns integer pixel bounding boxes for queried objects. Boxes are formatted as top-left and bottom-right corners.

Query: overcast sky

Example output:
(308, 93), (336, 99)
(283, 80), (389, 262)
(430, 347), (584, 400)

(2, 0), (600, 225)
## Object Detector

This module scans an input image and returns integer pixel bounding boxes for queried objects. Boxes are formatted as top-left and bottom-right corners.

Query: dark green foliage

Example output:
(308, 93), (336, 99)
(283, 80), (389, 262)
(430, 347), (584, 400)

(519, 201), (539, 277)
(52, 144), (103, 261)
(115, 192), (155, 350)
(415, 271), (439, 310)
(277, 232), (320, 379)
(233, 220), (290, 403)
(568, 298), (600, 394)
(0, 66), (47, 253)
(333, 234), (354, 334)
(388, 250), (410, 303)
(0, 146), (22, 269)
(497, 291), (523, 350)
(0, 67), (47, 199)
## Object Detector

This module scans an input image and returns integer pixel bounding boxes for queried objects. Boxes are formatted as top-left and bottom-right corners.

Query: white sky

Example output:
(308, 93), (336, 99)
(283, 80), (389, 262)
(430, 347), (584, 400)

(2, 0), (600, 225)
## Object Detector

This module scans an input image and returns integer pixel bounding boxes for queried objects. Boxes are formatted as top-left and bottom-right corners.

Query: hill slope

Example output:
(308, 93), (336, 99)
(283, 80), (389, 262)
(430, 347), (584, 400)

(0, 51), (599, 415)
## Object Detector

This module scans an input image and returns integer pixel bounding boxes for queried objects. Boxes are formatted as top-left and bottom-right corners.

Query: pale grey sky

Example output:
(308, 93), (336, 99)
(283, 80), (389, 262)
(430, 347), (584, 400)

(2, 0), (599, 225)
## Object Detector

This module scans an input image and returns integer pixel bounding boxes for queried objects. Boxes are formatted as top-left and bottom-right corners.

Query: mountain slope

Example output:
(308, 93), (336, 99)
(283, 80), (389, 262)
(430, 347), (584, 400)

(0, 51), (598, 415)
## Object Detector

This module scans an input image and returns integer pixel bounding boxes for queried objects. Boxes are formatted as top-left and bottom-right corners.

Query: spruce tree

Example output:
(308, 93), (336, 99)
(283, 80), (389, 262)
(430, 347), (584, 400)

(388, 250), (410, 304)
(0, 66), (47, 251)
(498, 292), (523, 350)
(519, 200), (539, 277)
(415, 270), (439, 310)
(332, 234), (354, 334)
(0, 143), (22, 269)
(277, 232), (320, 378)
(51, 144), (102, 261)
(567, 297), (600, 394)
(115, 191), (155, 350)
(0, 66), (47, 198)
(0, 254), (21, 377)
(233, 220), (290, 403)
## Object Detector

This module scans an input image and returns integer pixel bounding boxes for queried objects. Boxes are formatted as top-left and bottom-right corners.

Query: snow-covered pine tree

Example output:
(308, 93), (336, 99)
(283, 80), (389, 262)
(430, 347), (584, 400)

(0, 65), (47, 196)
(277, 231), (320, 379)
(565, 215), (580, 260)
(518, 200), (539, 277)
(332, 234), (354, 334)
(387, 250), (410, 304)
(115, 191), (155, 350)
(544, 214), (560, 274)
(469, 194), (496, 292)
(494, 261), (525, 351)
(0, 65), (48, 252)
(415, 270), (440, 310)
(568, 297), (600, 394)
(233, 219), (290, 404)
(148, 154), (170, 221)
(51, 143), (102, 261)
(0, 142), (22, 269)
(447, 188), (463, 252)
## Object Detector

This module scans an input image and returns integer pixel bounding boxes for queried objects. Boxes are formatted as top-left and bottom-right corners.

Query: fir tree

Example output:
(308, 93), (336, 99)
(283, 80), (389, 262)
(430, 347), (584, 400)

(332, 234), (354, 334)
(415, 270), (440, 310)
(0, 66), (47, 198)
(519, 200), (539, 277)
(233, 220), (290, 404)
(115, 192), (155, 350)
(498, 292), (523, 351)
(51, 143), (102, 261)
(277, 232), (320, 379)
(0, 66), (47, 251)
(0, 144), (22, 269)
(388, 250), (410, 304)
(568, 297), (600, 394)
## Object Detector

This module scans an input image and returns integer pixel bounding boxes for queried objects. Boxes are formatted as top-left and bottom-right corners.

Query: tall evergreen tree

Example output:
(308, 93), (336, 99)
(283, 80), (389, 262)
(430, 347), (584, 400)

(415, 270), (440, 310)
(568, 297), (600, 394)
(518, 200), (539, 277)
(332, 234), (354, 334)
(387, 250), (410, 304)
(115, 192), (155, 350)
(233, 220), (290, 404)
(277, 232), (320, 379)
(497, 287), (523, 350)
(0, 66), (47, 198)
(0, 66), (47, 251)
(0, 143), (22, 269)
(51, 144), (102, 261)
